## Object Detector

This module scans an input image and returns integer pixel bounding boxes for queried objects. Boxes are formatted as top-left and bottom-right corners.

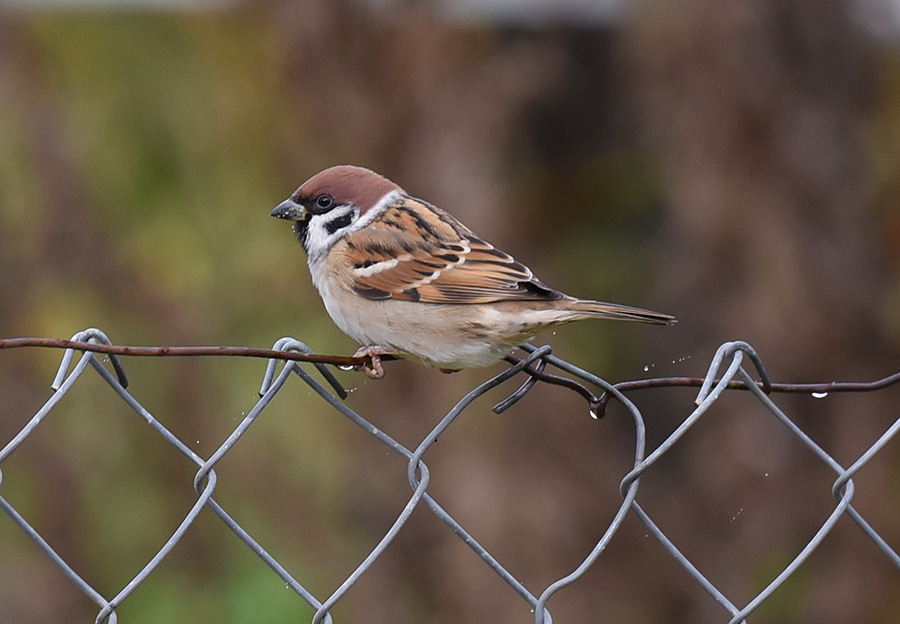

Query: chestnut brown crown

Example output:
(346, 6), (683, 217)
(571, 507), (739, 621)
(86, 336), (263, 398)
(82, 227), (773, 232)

(292, 165), (403, 214)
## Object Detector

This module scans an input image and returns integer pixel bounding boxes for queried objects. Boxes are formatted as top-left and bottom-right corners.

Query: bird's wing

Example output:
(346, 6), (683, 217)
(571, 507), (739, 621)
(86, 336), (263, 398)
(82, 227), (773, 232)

(338, 197), (563, 304)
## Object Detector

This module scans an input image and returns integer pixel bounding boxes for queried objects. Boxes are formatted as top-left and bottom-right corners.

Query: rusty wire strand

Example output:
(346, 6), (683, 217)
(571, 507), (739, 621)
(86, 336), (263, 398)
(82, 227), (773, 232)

(3, 336), (899, 418)
(0, 337), (370, 367)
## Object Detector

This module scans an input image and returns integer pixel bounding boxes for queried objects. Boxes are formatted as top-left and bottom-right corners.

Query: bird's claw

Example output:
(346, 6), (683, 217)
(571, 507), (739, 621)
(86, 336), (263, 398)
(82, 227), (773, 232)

(361, 354), (385, 379)
(352, 345), (396, 379)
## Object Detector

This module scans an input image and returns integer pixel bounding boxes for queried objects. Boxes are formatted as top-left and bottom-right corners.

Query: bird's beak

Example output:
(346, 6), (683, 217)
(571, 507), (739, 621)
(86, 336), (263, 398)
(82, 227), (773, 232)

(270, 198), (307, 221)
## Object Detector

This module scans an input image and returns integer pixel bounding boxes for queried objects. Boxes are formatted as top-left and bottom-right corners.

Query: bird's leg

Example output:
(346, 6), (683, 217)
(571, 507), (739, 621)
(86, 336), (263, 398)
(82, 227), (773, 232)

(352, 345), (401, 379)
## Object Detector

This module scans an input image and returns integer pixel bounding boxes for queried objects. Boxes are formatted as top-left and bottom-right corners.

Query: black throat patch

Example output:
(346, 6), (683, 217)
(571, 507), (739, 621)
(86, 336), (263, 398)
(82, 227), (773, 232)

(293, 219), (311, 253)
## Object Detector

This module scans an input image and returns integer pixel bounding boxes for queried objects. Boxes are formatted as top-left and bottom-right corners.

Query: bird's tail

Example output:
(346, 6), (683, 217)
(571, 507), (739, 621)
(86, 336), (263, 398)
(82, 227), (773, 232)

(564, 298), (677, 326)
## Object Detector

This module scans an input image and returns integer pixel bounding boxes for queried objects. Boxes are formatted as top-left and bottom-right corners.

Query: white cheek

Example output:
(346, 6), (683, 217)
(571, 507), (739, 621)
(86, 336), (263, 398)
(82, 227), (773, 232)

(305, 208), (355, 260)
(305, 190), (404, 275)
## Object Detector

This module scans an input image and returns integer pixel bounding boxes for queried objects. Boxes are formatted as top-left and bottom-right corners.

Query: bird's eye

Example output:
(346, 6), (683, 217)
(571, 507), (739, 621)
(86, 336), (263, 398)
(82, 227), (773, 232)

(315, 194), (335, 211)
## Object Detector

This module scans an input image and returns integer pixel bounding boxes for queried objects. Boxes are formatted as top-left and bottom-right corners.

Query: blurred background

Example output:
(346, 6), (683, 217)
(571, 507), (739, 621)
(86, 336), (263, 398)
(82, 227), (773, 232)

(1, 0), (900, 622)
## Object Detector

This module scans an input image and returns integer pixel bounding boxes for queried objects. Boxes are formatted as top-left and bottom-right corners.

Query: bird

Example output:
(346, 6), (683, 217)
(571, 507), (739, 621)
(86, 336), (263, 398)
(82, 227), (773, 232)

(271, 165), (675, 378)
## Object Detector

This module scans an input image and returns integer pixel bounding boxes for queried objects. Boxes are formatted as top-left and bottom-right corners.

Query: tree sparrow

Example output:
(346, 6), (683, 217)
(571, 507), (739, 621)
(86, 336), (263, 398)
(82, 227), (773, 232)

(271, 165), (675, 377)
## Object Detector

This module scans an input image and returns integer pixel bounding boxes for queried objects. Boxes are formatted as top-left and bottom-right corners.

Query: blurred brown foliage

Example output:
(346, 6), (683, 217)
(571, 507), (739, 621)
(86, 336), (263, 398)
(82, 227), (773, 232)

(1, 0), (899, 622)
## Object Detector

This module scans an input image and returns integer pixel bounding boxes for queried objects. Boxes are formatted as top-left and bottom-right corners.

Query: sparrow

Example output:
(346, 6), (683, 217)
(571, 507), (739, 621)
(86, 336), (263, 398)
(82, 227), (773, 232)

(271, 165), (675, 378)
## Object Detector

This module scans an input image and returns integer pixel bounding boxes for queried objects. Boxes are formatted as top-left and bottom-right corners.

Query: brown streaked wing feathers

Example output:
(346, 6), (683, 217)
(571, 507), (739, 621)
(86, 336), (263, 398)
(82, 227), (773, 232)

(339, 197), (564, 304)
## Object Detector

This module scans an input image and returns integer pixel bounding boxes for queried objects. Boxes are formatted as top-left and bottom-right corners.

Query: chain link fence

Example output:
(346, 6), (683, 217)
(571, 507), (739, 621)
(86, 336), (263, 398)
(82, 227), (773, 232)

(1, 328), (899, 623)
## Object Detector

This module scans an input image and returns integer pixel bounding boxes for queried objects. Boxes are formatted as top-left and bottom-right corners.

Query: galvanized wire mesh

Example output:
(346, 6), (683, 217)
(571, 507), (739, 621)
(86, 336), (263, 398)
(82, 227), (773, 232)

(1, 328), (899, 623)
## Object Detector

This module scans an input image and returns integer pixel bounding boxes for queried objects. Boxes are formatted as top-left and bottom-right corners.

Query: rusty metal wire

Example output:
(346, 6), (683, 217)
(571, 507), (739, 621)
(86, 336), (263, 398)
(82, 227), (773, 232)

(1, 329), (899, 623)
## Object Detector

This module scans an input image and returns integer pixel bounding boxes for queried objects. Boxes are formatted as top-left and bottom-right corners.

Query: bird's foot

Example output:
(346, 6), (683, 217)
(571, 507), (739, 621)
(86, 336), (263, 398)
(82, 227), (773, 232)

(352, 345), (401, 379)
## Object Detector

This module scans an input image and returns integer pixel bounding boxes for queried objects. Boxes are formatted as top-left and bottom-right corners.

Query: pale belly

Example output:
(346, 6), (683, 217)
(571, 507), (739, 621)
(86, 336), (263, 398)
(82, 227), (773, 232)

(328, 297), (529, 368)
(310, 261), (570, 369)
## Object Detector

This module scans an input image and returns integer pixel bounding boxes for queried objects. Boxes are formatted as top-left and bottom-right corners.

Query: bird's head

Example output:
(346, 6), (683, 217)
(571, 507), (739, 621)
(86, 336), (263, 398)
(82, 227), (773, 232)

(271, 165), (402, 257)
